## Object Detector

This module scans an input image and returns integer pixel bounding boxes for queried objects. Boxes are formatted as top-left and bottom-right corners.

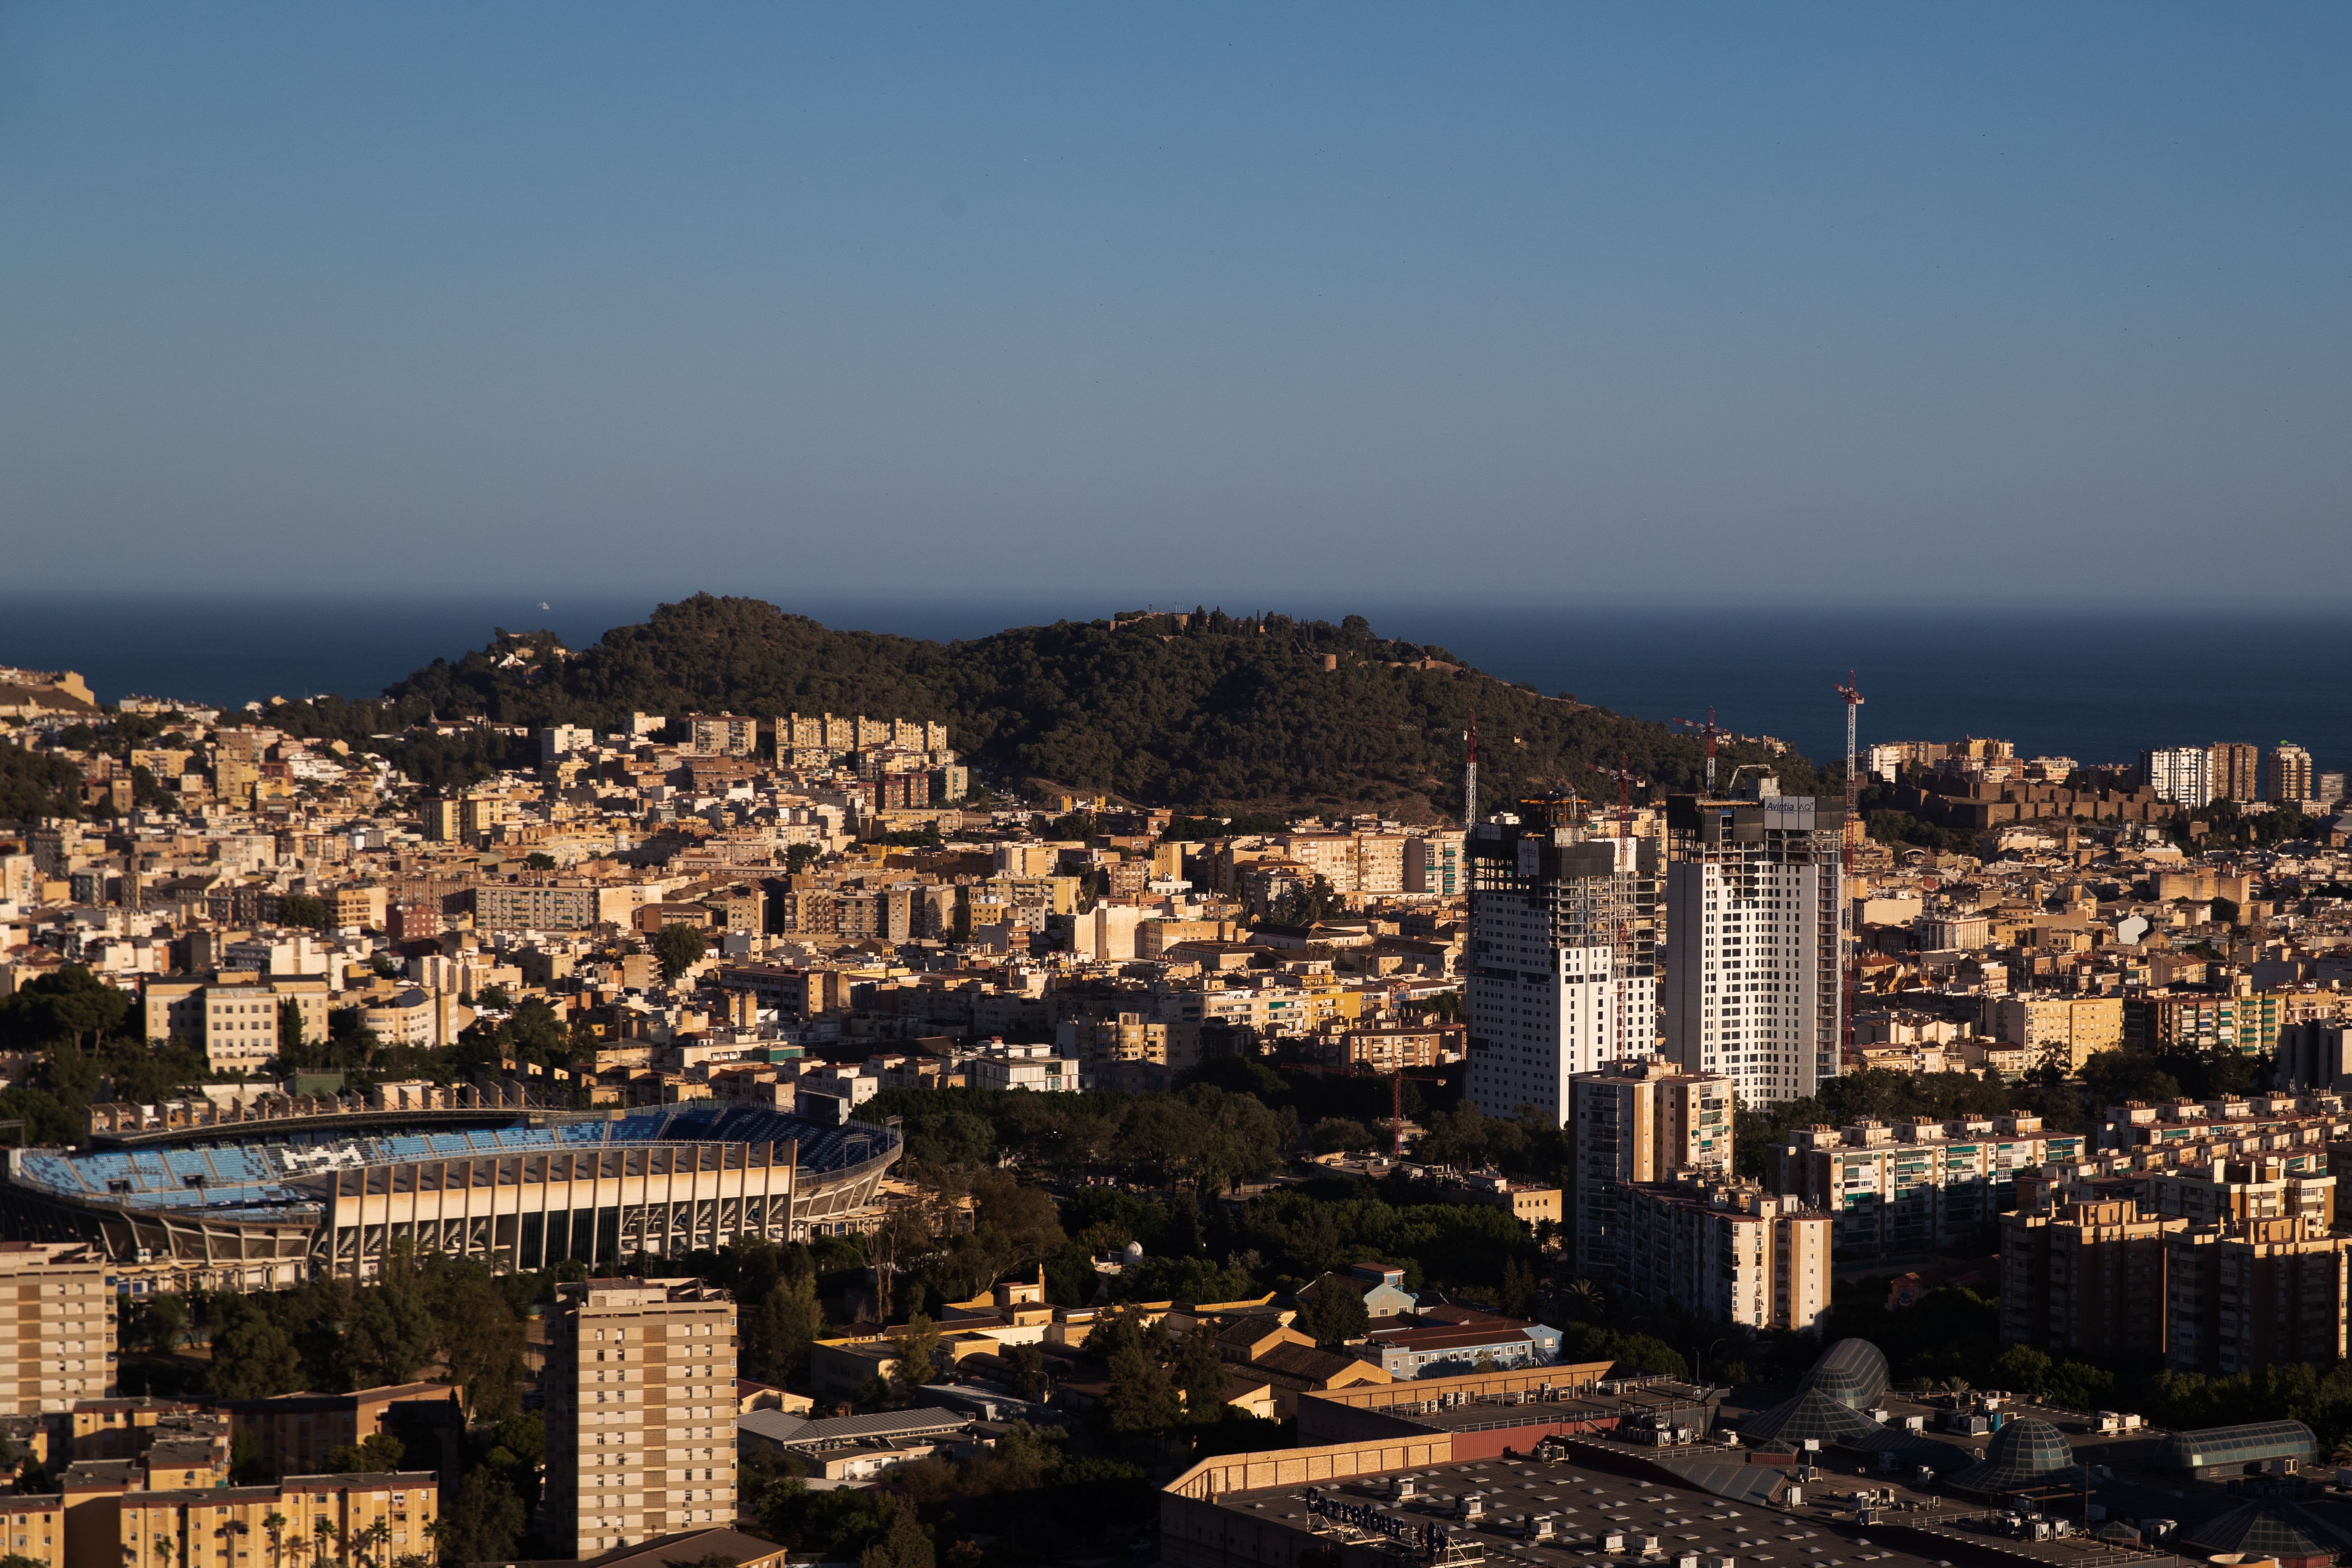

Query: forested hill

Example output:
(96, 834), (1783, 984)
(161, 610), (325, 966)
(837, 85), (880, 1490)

(270, 594), (1827, 816)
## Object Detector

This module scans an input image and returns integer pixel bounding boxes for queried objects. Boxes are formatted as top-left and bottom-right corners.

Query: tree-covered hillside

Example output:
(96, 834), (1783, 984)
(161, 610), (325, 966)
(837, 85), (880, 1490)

(270, 595), (1827, 815)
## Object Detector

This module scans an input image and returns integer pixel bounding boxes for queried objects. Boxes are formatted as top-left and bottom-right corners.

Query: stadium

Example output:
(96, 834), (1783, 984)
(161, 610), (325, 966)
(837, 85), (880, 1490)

(0, 1097), (902, 1294)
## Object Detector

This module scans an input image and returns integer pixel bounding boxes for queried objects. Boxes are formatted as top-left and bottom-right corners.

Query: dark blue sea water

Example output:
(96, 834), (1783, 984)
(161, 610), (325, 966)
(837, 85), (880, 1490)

(1, 592), (2345, 776)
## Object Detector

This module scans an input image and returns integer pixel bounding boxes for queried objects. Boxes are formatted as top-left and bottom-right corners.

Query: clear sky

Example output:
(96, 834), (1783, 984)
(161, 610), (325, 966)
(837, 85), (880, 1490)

(3, 4), (2346, 602)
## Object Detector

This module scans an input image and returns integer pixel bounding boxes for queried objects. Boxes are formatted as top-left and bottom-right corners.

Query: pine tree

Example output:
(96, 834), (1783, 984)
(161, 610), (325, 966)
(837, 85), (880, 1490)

(1104, 1344), (1180, 1433)
(1170, 1326), (1230, 1421)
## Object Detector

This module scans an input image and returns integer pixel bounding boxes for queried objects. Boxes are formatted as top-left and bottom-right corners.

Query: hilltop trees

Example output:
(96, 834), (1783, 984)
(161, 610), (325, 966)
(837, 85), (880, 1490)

(261, 596), (1821, 811)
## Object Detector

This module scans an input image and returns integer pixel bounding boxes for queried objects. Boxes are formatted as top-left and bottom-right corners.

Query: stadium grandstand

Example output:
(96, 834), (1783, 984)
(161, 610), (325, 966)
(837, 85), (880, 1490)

(0, 1096), (900, 1295)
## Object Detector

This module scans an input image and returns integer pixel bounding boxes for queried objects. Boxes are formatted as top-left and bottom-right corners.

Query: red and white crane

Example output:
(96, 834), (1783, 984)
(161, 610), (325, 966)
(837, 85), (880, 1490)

(1591, 752), (1644, 842)
(1673, 707), (1727, 792)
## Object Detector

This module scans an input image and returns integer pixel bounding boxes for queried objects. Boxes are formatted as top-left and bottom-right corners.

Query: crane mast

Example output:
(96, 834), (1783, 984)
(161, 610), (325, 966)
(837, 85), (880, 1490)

(1833, 672), (1866, 1066)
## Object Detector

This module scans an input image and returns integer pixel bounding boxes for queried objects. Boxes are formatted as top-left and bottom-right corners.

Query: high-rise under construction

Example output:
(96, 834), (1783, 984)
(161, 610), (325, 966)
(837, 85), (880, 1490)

(1464, 794), (1658, 1126)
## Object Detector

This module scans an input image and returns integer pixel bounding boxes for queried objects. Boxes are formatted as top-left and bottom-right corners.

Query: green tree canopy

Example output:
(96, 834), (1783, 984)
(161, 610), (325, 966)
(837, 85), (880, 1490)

(652, 923), (707, 983)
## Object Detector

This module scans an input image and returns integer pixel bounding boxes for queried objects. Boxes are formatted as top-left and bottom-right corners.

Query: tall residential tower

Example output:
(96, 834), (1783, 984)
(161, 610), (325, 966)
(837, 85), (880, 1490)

(546, 1278), (738, 1558)
(1465, 797), (1658, 1125)
(1662, 778), (1846, 1105)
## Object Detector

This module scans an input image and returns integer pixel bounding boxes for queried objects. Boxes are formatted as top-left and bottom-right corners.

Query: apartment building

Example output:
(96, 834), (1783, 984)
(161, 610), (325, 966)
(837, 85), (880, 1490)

(105, 1472), (437, 1568)
(2268, 743), (2315, 803)
(546, 1279), (738, 1558)
(1661, 781), (1846, 1105)
(1621, 1176), (1831, 1334)
(2100, 1092), (2341, 1153)
(1566, 1058), (1732, 1280)
(0, 1492), (58, 1568)
(1993, 995), (2123, 1073)
(1465, 799), (1659, 1125)
(2140, 747), (2212, 809)
(1773, 1116), (2086, 1261)
(211, 1382), (453, 1481)
(2000, 1197), (2184, 1359)
(778, 713), (945, 755)
(684, 714), (760, 758)
(1404, 835), (1460, 896)
(142, 977), (328, 1064)
(0, 1244), (112, 1414)
(2210, 743), (2261, 804)
(419, 798), (463, 843)
(2125, 992), (2286, 1057)
(2146, 1157), (2335, 1230)
(1312, 1023), (1460, 1073)
(474, 882), (602, 932)
(1273, 831), (1408, 898)
(1055, 1013), (1200, 1076)
(2167, 1215), (2352, 1374)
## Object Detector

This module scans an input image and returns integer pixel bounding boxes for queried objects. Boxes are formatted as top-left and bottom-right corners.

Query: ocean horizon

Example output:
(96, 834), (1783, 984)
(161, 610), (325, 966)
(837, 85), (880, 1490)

(2, 591), (2346, 780)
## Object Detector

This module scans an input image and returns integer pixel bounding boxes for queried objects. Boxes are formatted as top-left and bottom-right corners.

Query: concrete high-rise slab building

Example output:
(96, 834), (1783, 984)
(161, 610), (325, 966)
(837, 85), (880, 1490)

(2140, 746), (2212, 809)
(0, 1241), (112, 1413)
(1661, 779), (1846, 1105)
(547, 1279), (738, 1558)
(2268, 743), (2314, 804)
(2210, 741), (2260, 804)
(1566, 1058), (1732, 1280)
(1464, 797), (1658, 1126)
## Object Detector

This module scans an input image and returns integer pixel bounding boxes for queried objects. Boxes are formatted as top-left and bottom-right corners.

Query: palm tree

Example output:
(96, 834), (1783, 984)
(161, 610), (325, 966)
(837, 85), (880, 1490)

(262, 1514), (287, 1568)
(358, 1519), (391, 1568)
(313, 1517), (340, 1568)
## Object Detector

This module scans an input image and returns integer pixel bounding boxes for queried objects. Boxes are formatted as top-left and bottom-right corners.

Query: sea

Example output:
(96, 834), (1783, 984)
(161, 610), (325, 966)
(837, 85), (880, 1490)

(1, 592), (2345, 776)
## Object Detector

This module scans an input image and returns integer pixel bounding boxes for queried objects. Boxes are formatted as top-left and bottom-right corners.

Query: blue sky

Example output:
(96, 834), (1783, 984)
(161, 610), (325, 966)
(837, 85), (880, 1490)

(2, 4), (2346, 601)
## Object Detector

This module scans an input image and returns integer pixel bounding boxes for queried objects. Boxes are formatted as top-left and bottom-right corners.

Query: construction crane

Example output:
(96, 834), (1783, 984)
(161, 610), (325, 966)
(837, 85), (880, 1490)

(1463, 712), (1479, 828)
(1673, 708), (1727, 792)
(1591, 753), (1644, 842)
(1833, 672), (1866, 1064)
(1390, 1063), (1450, 1160)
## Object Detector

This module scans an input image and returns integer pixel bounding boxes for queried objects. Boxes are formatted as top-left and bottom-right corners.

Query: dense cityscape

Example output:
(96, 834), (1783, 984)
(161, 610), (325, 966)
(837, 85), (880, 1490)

(1, 614), (2349, 1568)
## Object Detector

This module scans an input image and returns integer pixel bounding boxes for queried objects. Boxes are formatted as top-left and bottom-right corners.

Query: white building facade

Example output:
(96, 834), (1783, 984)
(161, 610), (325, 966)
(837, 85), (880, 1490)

(1465, 801), (1658, 1126)
(2141, 746), (2214, 808)
(1662, 783), (1846, 1106)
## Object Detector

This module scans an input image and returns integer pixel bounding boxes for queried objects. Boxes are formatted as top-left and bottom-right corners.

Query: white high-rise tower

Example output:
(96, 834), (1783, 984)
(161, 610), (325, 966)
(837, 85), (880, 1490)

(1465, 795), (1658, 1126)
(1661, 777), (1847, 1105)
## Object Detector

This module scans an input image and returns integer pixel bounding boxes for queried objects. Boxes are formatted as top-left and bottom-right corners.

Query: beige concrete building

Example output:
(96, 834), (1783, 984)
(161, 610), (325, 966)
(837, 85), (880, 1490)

(196, 984), (293, 1074)
(0, 1490), (62, 1568)
(418, 797), (463, 843)
(2168, 1214), (2352, 1375)
(474, 882), (603, 932)
(2000, 1197), (2183, 1359)
(1566, 1058), (1732, 1280)
(1993, 994), (2123, 1072)
(92, 1472), (436, 1568)
(2148, 1156), (2335, 1231)
(1622, 1176), (1830, 1332)
(547, 1279), (738, 1558)
(1775, 1114), (2083, 1261)
(211, 1382), (454, 1481)
(2269, 743), (2315, 803)
(2209, 741), (2260, 804)
(684, 714), (760, 758)
(1274, 831), (1408, 898)
(0, 1243), (113, 1414)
